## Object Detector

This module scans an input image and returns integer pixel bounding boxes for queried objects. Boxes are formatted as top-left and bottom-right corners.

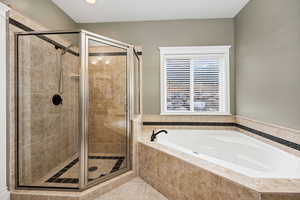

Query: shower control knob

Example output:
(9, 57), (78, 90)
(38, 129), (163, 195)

(52, 94), (63, 106)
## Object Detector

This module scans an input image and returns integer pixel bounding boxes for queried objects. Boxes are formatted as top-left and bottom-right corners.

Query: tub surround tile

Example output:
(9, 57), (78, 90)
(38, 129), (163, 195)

(255, 179), (300, 194)
(178, 161), (217, 200)
(138, 136), (300, 198)
(141, 126), (236, 140)
(261, 193), (300, 200)
(131, 116), (142, 174)
(142, 114), (300, 147)
(235, 123), (300, 152)
(139, 137), (260, 190)
(143, 121), (236, 127)
(238, 129), (300, 158)
(138, 142), (261, 200)
(142, 115), (300, 157)
(236, 116), (300, 146)
(141, 110), (300, 199)
(235, 116), (300, 157)
(143, 114), (235, 123)
(213, 177), (260, 200)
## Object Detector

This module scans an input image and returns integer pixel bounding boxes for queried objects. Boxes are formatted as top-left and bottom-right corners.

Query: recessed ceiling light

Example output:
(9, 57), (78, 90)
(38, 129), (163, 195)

(86, 0), (96, 4)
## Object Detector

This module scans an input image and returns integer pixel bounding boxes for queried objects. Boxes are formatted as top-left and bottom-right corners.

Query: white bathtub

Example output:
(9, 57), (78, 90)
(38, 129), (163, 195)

(157, 129), (300, 179)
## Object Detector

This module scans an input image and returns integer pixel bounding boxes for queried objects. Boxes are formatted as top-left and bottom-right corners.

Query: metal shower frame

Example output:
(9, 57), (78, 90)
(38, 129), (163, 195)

(14, 29), (136, 191)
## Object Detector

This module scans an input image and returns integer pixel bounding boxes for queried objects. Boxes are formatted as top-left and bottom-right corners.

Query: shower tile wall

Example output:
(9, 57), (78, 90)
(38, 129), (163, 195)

(9, 14), (80, 185)
(88, 46), (127, 155)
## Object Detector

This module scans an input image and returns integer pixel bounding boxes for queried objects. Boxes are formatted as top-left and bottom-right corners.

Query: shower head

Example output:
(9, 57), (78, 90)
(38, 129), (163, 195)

(61, 44), (73, 55)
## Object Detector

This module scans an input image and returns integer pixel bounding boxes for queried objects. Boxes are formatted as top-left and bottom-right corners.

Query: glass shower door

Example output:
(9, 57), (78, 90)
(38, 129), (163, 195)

(85, 36), (130, 185)
(16, 32), (81, 189)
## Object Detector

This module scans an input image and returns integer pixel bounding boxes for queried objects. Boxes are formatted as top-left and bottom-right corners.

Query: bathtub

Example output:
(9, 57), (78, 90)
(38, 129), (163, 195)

(157, 129), (300, 179)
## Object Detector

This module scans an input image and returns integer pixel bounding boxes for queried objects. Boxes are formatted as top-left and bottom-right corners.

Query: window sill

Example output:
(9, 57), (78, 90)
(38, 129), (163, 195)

(160, 112), (232, 116)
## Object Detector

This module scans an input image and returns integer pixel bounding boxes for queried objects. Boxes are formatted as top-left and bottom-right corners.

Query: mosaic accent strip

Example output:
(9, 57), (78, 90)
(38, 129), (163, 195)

(143, 122), (300, 151)
(110, 157), (125, 173)
(143, 122), (235, 126)
(235, 124), (300, 151)
(46, 156), (125, 184)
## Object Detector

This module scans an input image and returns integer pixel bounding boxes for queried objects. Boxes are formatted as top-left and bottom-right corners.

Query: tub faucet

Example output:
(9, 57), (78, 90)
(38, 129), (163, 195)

(151, 130), (168, 142)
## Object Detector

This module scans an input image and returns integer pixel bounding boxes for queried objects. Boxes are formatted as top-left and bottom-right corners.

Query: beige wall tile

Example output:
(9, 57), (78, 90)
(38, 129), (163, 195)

(261, 193), (300, 200)
(143, 114), (235, 123)
(138, 142), (261, 200)
(213, 177), (260, 200)
(236, 115), (300, 144)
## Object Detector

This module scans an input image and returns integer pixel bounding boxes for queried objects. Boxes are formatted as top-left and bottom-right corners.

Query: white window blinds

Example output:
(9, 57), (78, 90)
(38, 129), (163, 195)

(160, 46), (230, 115)
(166, 58), (191, 111)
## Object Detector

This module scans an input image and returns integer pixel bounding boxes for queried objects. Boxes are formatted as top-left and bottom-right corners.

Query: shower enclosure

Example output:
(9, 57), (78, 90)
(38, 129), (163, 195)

(15, 30), (140, 190)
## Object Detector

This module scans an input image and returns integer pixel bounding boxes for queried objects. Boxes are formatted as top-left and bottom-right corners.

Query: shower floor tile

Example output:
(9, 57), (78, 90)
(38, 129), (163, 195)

(35, 153), (126, 188)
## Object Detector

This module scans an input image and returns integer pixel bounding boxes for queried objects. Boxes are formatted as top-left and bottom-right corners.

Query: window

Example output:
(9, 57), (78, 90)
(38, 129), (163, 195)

(160, 46), (231, 115)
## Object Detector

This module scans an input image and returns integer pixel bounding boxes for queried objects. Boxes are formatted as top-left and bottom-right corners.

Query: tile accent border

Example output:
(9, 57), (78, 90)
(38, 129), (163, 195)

(46, 156), (125, 184)
(143, 122), (235, 126)
(143, 122), (300, 152)
(142, 114), (235, 123)
(235, 124), (300, 151)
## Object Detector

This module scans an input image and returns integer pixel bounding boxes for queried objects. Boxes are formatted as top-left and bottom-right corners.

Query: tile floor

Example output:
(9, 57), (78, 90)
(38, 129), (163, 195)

(95, 177), (168, 200)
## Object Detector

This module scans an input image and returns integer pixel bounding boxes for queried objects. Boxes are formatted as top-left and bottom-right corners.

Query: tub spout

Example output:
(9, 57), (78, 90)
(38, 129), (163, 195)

(151, 130), (168, 142)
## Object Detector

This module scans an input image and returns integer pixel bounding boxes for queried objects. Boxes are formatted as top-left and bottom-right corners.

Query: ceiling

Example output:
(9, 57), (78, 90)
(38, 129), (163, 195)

(52, 0), (250, 23)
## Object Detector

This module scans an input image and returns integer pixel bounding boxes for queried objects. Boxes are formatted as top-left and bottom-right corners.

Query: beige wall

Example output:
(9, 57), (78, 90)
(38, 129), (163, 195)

(0, 0), (77, 30)
(78, 19), (235, 114)
(235, 0), (300, 130)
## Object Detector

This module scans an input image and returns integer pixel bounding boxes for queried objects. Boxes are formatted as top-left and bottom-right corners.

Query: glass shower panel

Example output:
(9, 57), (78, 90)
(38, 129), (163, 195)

(87, 38), (128, 183)
(17, 33), (80, 188)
